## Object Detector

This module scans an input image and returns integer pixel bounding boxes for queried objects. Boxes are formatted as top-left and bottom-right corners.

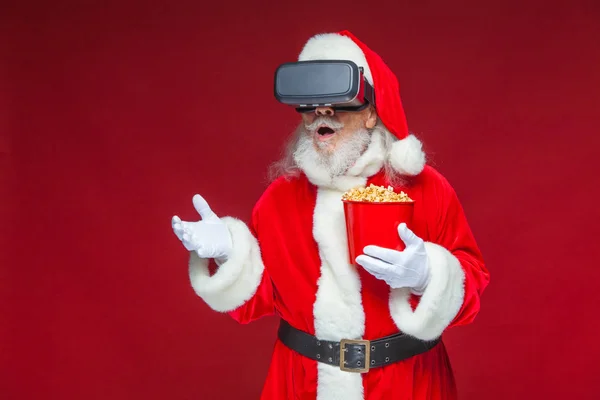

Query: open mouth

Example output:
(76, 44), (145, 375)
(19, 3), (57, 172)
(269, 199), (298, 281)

(316, 126), (336, 141)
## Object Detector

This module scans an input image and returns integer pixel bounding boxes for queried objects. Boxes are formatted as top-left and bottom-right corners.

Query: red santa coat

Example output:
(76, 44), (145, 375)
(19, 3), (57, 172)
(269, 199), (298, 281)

(189, 130), (490, 400)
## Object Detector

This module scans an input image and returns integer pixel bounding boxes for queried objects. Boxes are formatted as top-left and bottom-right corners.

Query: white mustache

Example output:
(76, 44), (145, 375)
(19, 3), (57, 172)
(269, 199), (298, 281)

(304, 116), (344, 132)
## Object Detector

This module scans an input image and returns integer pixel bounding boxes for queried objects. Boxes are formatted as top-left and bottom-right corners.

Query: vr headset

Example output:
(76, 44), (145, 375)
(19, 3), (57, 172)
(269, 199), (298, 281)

(274, 60), (376, 113)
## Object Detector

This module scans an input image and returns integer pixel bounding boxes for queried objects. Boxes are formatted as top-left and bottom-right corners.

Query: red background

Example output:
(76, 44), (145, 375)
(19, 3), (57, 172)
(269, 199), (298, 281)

(3, 1), (600, 399)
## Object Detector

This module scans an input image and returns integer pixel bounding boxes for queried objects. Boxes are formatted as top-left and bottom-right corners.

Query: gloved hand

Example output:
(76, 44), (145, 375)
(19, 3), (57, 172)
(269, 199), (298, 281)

(356, 223), (431, 294)
(171, 194), (233, 260)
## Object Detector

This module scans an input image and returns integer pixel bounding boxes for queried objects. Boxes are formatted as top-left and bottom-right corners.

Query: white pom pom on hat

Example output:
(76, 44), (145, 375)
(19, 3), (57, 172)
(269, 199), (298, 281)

(298, 30), (426, 176)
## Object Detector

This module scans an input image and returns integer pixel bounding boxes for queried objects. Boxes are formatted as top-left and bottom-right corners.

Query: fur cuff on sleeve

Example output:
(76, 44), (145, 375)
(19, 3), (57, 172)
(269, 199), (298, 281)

(188, 217), (265, 312)
(388, 242), (465, 341)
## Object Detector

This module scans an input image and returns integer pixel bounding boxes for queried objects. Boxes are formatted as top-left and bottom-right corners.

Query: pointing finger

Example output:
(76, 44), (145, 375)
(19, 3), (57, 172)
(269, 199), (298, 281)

(356, 254), (394, 275)
(172, 216), (184, 240)
(172, 220), (183, 232)
(363, 245), (402, 265)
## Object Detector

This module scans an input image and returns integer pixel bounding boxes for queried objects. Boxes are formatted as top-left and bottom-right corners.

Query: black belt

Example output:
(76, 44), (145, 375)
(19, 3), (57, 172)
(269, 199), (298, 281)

(278, 319), (440, 373)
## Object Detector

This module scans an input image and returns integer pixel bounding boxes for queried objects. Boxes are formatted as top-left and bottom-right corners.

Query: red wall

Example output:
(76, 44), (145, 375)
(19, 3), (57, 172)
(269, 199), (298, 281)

(3, 1), (600, 399)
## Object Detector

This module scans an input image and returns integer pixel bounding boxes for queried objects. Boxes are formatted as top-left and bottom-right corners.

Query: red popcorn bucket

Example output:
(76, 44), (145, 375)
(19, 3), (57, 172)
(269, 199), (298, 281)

(342, 199), (415, 265)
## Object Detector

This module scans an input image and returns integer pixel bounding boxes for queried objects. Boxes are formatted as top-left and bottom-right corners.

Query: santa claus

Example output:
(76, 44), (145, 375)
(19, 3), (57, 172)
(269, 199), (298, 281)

(171, 30), (490, 400)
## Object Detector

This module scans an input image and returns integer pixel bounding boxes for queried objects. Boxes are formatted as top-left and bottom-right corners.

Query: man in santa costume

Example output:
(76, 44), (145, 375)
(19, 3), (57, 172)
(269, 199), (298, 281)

(171, 30), (490, 400)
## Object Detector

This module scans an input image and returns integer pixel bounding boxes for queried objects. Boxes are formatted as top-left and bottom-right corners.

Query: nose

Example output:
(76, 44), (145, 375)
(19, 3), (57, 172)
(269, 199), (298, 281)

(315, 106), (335, 116)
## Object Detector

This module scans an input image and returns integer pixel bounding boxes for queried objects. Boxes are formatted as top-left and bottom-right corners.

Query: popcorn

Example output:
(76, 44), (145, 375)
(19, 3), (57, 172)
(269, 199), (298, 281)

(341, 184), (413, 203)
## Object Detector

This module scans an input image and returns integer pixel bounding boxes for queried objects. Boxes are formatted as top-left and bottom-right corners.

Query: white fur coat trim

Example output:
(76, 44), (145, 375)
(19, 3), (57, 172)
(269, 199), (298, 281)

(188, 217), (265, 313)
(312, 187), (367, 400)
(389, 242), (465, 341)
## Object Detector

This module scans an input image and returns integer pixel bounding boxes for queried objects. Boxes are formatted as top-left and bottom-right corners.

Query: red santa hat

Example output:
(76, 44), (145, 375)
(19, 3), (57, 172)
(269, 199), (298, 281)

(298, 30), (426, 176)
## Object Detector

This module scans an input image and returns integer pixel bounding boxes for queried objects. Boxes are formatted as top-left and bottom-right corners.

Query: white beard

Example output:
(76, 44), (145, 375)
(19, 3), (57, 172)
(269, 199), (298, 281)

(293, 128), (372, 178)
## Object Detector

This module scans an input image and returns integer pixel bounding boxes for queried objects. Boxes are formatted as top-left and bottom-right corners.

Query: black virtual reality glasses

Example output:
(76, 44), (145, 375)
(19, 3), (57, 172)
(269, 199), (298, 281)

(274, 60), (376, 113)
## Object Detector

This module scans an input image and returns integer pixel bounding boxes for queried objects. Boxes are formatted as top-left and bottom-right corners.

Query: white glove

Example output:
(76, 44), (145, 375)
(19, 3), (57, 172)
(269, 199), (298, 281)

(171, 194), (233, 260)
(355, 223), (431, 294)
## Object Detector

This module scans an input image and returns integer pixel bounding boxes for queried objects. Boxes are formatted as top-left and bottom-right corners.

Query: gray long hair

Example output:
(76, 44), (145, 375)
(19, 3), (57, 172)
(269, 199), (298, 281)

(267, 119), (406, 186)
